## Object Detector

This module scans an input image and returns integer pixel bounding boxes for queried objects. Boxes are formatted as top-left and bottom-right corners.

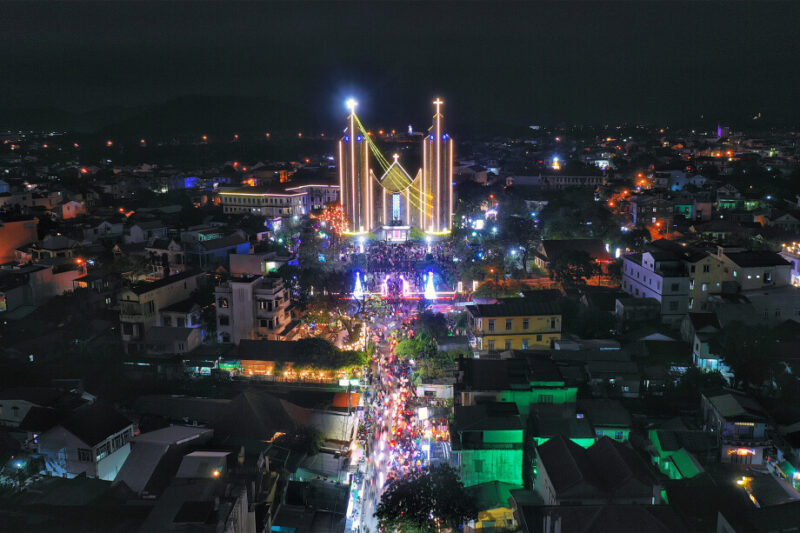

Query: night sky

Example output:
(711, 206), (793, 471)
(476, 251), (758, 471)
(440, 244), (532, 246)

(3, 1), (800, 133)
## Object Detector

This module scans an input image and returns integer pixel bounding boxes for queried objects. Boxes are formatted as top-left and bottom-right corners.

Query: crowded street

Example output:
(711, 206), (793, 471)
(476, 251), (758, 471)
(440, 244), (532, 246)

(345, 296), (451, 533)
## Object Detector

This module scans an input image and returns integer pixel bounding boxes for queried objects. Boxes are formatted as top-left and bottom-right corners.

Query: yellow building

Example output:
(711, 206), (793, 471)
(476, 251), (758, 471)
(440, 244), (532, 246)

(467, 297), (561, 353)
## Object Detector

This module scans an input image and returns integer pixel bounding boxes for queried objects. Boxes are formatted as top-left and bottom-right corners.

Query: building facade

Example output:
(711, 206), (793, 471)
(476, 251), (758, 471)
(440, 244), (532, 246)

(215, 275), (295, 344)
(467, 298), (562, 353)
(118, 271), (203, 353)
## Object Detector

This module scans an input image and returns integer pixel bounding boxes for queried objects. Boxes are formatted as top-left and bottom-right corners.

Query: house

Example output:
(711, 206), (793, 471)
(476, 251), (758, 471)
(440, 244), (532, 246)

(125, 220), (167, 244)
(681, 313), (724, 373)
(701, 390), (772, 465)
(534, 435), (660, 506)
(532, 239), (613, 275)
(455, 356), (577, 417)
(466, 297), (561, 353)
(576, 399), (632, 442)
(138, 451), (256, 533)
(145, 326), (202, 355)
(215, 275), (296, 344)
(38, 401), (134, 481)
(464, 481), (519, 532)
(0, 216), (38, 263)
(451, 402), (524, 487)
(518, 504), (686, 533)
(118, 271), (204, 353)
(112, 425), (214, 496)
(716, 248), (792, 291)
(145, 238), (185, 278)
(184, 233), (250, 268)
(620, 250), (689, 327)
(647, 429), (716, 480)
(59, 200), (86, 220)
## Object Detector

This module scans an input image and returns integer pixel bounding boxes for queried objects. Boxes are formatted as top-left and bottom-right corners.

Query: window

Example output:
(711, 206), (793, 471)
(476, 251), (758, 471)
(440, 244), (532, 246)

(260, 319), (268, 327)
(689, 298), (694, 310)
(764, 271), (772, 283)
(733, 270), (738, 277)
(689, 279), (694, 290)
(78, 448), (92, 462)
(488, 340), (495, 351)
(522, 339), (529, 350)
(536, 334), (543, 342)
(488, 320), (495, 332)
(690, 265), (696, 273)
(96, 443), (109, 461)
(703, 264), (710, 273)
(504, 340), (512, 350)
(669, 301), (679, 311)
(615, 431), (624, 440)
(147, 301), (155, 314)
(670, 283), (679, 292)
(162, 316), (172, 326)
(505, 319), (512, 331)
(122, 322), (134, 335)
(522, 319), (530, 330)
(550, 318), (557, 329)
(219, 315), (230, 326)
(473, 459), (484, 473)
(539, 394), (554, 404)
(218, 298), (229, 308)
(701, 283), (708, 292)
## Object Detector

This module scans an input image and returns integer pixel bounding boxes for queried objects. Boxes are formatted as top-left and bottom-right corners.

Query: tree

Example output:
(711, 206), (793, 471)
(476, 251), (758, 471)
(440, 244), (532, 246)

(416, 311), (448, 341)
(549, 250), (598, 287)
(499, 215), (537, 275)
(717, 322), (779, 390)
(375, 464), (478, 533)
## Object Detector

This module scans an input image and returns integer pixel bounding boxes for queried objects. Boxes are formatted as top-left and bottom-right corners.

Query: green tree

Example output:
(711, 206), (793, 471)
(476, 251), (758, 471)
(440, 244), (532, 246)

(717, 322), (779, 390)
(375, 464), (478, 533)
(549, 250), (598, 287)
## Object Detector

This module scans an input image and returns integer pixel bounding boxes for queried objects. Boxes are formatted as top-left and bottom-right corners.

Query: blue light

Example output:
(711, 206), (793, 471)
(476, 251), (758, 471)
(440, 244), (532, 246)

(429, 134), (435, 141)
(356, 135), (363, 142)
(442, 134), (448, 140)
(345, 135), (350, 142)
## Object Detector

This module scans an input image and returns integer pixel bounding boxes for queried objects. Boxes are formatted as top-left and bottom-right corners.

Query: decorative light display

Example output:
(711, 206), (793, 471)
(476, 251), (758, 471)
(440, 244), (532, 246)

(424, 271), (436, 300)
(353, 271), (364, 300)
(314, 203), (349, 236)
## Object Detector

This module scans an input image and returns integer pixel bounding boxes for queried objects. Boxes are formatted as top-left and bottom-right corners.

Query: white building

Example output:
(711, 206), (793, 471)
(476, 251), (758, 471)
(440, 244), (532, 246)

(620, 251), (689, 327)
(38, 401), (133, 481)
(215, 275), (296, 344)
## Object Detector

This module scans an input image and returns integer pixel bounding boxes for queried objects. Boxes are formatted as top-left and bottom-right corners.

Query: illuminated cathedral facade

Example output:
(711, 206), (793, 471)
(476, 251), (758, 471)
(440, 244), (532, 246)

(338, 98), (454, 240)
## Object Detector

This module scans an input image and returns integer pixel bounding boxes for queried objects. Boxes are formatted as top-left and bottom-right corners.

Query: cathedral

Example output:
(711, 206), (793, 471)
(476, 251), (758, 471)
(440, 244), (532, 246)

(338, 98), (454, 241)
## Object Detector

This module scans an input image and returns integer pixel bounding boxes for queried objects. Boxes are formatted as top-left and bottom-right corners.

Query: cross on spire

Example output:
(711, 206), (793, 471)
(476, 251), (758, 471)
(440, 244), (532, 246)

(433, 98), (444, 115)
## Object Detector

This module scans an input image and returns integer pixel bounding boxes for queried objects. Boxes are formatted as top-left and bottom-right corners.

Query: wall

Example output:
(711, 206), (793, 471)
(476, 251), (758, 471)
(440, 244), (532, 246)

(0, 218), (38, 263)
(455, 448), (523, 487)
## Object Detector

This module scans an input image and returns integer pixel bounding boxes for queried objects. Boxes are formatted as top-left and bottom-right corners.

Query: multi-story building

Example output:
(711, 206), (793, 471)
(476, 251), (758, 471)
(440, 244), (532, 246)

(620, 251), (689, 326)
(450, 402), (524, 487)
(716, 248), (792, 290)
(214, 275), (296, 345)
(218, 186), (307, 217)
(466, 297), (561, 353)
(284, 182), (339, 212)
(702, 390), (772, 465)
(630, 194), (674, 228)
(118, 271), (204, 353)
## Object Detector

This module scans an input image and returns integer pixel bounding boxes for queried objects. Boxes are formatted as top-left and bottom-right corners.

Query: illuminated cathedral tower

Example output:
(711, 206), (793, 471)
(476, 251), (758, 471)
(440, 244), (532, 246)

(338, 97), (454, 239)
(420, 98), (454, 234)
(338, 99), (372, 234)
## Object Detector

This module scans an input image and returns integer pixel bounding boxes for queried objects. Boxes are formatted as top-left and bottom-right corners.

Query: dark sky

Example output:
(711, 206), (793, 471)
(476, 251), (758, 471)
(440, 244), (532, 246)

(2, 1), (800, 131)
